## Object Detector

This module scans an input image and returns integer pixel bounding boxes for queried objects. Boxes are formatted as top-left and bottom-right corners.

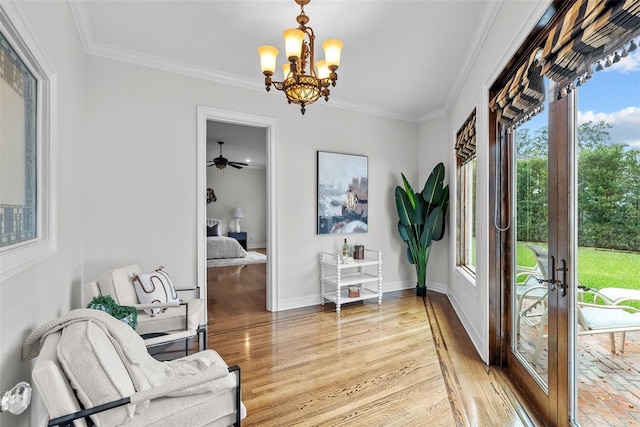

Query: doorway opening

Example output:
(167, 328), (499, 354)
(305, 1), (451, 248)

(196, 107), (279, 325)
(205, 120), (268, 325)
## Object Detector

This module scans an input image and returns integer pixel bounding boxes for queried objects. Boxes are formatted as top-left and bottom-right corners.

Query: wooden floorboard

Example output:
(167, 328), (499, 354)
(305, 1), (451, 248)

(426, 291), (543, 427)
(206, 260), (541, 426)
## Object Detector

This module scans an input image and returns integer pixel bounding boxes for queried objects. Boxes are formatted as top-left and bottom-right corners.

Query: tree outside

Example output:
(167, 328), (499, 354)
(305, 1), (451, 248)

(516, 121), (640, 253)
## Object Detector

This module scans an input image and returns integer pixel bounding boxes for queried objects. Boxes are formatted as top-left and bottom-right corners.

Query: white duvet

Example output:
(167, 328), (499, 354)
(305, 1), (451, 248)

(206, 236), (247, 259)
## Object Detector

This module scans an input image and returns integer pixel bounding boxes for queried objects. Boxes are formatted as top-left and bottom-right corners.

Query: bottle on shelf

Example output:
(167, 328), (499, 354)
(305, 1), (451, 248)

(342, 238), (349, 258)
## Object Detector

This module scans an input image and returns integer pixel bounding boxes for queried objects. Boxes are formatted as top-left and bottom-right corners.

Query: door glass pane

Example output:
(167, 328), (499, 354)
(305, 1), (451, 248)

(466, 157), (477, 272)
(573, 48), (640, 425)
(512, 77), (550, 389)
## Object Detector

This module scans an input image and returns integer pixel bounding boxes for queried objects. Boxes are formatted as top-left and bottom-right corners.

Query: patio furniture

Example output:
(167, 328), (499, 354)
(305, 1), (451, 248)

(24, 309), (245, 427)
(526, 245), (640, 364)
(516, 258), (548, 334)
(597, 287), (640, 306)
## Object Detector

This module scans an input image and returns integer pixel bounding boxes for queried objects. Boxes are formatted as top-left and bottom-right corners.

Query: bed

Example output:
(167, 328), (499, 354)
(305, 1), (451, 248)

(207, 219), (247, 259)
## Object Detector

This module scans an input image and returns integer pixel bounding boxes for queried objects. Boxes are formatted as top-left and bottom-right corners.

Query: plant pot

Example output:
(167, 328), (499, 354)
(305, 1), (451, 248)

(416, 286), (427, 297)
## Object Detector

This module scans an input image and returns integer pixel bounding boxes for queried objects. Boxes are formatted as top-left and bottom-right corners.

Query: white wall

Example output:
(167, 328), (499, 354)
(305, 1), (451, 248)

(417, 114), (451, 294)
(0, 2), (86, 426)
(420, 0), (551, 362)
(81, 54), (420, 309)
(207, 167), (267, 248)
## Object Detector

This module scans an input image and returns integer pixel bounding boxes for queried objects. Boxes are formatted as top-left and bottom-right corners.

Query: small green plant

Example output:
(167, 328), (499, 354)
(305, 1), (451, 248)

(395, 162), (450, 295)
(87, 295), (138, 330)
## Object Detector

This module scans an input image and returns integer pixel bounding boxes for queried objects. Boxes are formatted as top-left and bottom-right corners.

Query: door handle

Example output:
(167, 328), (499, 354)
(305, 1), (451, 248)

(536, 255), (561, 292)
(557, 258), (567, 297)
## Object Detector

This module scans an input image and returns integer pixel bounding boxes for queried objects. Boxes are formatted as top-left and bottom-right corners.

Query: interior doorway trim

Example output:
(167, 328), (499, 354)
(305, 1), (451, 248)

(196, 106), (279, 315)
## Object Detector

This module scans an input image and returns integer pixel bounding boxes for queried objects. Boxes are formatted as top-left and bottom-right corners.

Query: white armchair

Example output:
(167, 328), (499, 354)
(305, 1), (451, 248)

(85, 264), (206, 355)
(24, 309), (245, 427)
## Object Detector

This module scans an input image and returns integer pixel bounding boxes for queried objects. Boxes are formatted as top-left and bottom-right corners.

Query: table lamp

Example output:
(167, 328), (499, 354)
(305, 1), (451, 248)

(233, 207), (244, 233)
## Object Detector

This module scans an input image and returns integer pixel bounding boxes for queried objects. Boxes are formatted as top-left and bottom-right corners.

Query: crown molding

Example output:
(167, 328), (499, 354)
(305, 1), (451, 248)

(418, 109), (448, 124)
(87, 39), (423, 123)
(67, 0), (453, 124)
(316, 97), (420, 123)
(68, 0), (92, 52)
(443, 0), (503, 115)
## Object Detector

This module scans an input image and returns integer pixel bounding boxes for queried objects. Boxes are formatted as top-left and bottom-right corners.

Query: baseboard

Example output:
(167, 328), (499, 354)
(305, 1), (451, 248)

(277, 280), (443, 312)
(446, 289), (486, 362)
(426, 279), (448, 294)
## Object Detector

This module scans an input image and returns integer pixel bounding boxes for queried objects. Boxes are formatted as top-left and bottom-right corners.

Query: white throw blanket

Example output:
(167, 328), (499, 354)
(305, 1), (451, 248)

(23, 309), (228, 397)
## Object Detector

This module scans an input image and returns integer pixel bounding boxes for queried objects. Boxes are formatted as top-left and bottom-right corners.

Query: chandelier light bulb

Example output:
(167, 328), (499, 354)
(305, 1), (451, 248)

(322, 39), (343, 68)
(315, 60), (330, 79)
(282, 63), (292, 79)
(284, 28), (305, 61)
(258, 45), (278, 74)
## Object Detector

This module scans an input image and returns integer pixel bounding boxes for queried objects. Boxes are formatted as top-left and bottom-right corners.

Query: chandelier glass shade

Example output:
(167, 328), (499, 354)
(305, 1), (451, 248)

(258, 0), (342, 114)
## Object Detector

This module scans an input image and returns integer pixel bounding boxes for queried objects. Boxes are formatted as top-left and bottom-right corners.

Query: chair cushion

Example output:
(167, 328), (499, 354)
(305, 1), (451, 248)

(32, 332), (88, 427)
(132, 267), (180, 315)
(57, 321), (136, 426)
(581, 307), (640, 330)
(84, 281), (101, 306)
(136, 298), (203, 335)
(121, 389), (246, 427)
(121, 350), (245, 427)
(99, 264), (142, 306)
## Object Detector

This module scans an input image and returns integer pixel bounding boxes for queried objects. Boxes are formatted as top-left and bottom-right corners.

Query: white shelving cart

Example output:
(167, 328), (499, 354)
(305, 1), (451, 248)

(319, 249), (382, 313)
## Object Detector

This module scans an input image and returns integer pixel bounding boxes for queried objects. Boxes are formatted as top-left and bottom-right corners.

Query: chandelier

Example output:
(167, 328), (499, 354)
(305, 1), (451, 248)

(258, 0), (343, 115)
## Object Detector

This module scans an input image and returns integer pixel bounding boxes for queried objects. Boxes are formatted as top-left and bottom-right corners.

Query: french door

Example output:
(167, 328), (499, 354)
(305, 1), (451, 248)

(502, 79), (575, 425)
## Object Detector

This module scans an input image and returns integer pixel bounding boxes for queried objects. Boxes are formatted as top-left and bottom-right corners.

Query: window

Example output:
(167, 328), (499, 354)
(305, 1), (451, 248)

(0, 4), (56, 280)
(1, 31), (37, 247)
(455, 110), (476, 275)
(488, 0), (640, 422)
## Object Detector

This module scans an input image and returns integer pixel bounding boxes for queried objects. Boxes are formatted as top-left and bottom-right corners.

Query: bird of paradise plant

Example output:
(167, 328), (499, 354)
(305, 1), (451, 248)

(395, 162), (450, 296)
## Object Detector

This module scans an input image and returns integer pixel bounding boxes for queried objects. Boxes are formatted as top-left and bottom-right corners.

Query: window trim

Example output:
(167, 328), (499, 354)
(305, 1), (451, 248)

(455, 109), (477, 278)
(0, 3), (57, 281)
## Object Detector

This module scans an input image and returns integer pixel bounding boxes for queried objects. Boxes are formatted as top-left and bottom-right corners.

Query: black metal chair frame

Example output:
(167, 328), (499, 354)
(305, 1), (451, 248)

(47, 365), (242, 427)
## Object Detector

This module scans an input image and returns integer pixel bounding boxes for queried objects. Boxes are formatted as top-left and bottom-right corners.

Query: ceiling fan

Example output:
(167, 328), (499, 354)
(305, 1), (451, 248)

(208, 141), (248, 169)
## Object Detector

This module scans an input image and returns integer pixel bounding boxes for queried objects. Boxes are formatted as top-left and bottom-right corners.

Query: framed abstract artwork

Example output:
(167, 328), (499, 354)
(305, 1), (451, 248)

(317, 151), (368, 235)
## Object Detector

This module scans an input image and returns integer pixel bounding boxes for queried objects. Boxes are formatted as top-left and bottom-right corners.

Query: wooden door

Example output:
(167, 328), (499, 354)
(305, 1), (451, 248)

(499, 80), (572, 425)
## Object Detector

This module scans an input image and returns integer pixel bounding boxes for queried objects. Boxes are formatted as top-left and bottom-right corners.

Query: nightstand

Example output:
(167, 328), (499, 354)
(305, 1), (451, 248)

(228, 231), (247, 250)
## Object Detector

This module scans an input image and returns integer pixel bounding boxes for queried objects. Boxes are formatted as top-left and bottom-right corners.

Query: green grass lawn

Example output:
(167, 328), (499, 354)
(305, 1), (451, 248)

(517, 242), (640, 307)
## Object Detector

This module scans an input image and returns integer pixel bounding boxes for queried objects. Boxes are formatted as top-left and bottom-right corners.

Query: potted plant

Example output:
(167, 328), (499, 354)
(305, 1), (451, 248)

(87, 295), (138, 330)
(395, 162), (450, 297)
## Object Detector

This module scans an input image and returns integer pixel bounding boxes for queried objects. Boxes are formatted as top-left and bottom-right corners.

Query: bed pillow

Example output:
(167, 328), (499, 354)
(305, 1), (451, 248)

(131, 267), (179, 316)
(207, 223), (220, 236)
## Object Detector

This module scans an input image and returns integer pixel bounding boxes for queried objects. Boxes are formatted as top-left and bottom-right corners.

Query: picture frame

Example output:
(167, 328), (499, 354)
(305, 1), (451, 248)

(317, 151), (368, 235)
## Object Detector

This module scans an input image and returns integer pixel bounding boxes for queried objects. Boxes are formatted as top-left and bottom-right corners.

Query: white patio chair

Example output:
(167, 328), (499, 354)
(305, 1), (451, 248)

(515, 258), (548, 334)
(527, 245), (640, 364)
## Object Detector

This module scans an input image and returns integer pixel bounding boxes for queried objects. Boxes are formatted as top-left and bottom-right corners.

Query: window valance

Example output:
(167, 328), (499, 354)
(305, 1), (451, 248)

(489, 49), (545, 128)
(455, 110), (476, 165)
(490, 0), (640, 126)
(541, 0), (640, 93)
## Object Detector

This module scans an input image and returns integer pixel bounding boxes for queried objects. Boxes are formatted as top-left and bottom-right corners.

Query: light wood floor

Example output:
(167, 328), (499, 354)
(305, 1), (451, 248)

(207, 260), (542, 426)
